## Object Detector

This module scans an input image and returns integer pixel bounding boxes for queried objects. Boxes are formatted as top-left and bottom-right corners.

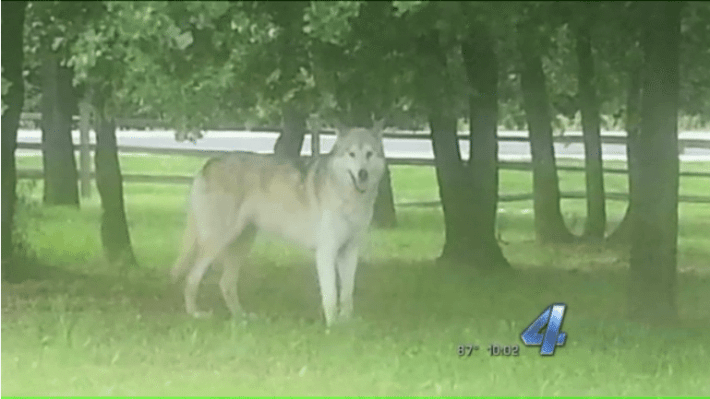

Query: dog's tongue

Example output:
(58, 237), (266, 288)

(349, 172), (366, 194)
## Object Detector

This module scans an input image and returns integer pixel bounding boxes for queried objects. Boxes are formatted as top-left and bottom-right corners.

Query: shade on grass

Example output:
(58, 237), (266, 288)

(4, 155), (709, 395)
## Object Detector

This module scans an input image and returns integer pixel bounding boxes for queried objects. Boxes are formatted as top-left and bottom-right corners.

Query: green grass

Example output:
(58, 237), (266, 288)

(3, 155), (710, 395)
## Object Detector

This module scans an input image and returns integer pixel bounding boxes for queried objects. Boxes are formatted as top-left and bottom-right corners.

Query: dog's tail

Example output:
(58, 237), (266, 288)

(170, 177), (202, 284)
(170, 209), (198, 284)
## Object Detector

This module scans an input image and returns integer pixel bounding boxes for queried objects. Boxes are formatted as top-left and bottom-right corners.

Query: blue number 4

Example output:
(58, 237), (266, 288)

(520, 303), (567, 356)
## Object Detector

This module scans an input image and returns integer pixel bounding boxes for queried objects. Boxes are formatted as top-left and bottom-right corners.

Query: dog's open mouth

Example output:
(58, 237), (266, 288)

(349, 172), (367, 194)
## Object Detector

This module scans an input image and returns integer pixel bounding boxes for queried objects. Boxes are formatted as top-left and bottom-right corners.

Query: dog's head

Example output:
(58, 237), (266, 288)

(330, 120), (386, 196)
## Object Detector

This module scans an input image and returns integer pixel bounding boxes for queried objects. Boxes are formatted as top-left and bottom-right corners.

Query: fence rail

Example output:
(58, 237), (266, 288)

(16, 167), (710, 205)
(15, 113), (710, 206)
(15, 140), (710, 179)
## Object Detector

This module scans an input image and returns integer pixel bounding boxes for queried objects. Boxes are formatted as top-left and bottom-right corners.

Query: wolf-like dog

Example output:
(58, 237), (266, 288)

(171, 122), (386, 326)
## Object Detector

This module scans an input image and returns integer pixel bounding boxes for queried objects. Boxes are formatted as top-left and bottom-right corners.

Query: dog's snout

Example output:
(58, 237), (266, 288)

(358, 169), (368, 182)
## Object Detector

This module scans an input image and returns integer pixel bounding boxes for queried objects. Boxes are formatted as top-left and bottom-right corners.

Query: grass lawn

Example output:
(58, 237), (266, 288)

(3, 154), (709, 396)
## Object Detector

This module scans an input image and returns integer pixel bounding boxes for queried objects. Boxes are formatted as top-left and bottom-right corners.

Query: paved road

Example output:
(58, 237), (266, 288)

(16, 129), (710, 161)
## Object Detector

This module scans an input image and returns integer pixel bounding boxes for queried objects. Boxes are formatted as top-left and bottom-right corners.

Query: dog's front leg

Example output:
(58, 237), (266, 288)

(336, 240), (359, 321)
(315, 217), (341, 327)
(315, 243), (339, 327)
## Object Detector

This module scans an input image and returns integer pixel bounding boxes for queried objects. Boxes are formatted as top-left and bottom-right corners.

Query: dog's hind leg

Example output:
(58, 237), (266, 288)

(184, 234), (234, 318)
(184, 246), (220, 318)
(218, 224), (256, 318)
(184, 211), (251, 318)
(336, 240), (359, 321)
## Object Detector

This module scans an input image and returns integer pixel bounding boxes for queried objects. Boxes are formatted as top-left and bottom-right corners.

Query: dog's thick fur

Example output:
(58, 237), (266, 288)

(171, 122), (386, 326)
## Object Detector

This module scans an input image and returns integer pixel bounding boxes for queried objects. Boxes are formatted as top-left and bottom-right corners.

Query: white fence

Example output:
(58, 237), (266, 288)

(15, 113), (710, 205)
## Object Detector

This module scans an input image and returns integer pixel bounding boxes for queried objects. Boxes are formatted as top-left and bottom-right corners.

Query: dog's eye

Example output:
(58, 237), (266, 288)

(349, 152), (355, 158)
(366, 151), (373, 159)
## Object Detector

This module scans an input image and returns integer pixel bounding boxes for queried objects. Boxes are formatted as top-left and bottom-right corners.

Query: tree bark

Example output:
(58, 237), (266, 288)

(430, 110), (477, 266)
(628, 1), (682, 325)
(362, 111), (397, 229)
(274, 102), (307, 159)
(461, 24), (510, 269)
(40, 49), (79, 206)
(518, 25), (575, 243)
(372, 166), (397, 229)
(607, 64), (642, 244)
(271, 1), (310, 161)
(419, 31), (508, 270)
(575, 21), (606, 239)
(1, 1), (27, 281)
(92, 94), (138, 268)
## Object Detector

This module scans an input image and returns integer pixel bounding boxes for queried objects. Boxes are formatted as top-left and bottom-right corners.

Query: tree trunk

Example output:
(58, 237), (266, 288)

(40, 49), (79, 206)
(628, 1), (682, 325)
(419, 31), (474, 265)
(366, 111), (397, 229)
(372, 166), (397, 229)
(418, 31), (507, 270)
(461, 24), (510, 269)
(518, 26), (575, 243)
(575, 22), (606, 239)
(93, 97), (138, 269)
(274, 102), (307, 159)
(271, 1), (309, 160)
(430, 110), (477, 266)
(1, 1), (27, 281)
(607, 64), (642, 244)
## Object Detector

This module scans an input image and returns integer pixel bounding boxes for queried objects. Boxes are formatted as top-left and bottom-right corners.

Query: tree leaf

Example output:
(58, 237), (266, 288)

(51, 36), (65, 51)
(175, 31), (193, 50)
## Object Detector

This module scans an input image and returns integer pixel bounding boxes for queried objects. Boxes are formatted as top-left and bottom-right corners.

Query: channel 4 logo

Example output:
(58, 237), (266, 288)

(520, 303), (568, 356)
